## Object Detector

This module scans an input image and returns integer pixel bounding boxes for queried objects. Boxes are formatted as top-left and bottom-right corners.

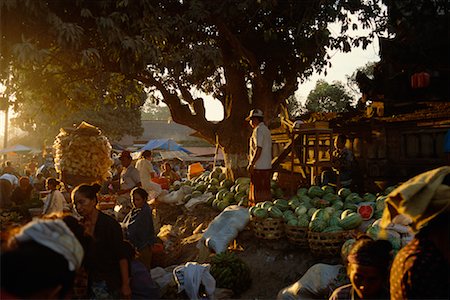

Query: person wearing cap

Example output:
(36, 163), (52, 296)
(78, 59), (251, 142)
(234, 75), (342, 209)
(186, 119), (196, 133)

(117, 151), (141, 221)
(246, 109), (273, 206)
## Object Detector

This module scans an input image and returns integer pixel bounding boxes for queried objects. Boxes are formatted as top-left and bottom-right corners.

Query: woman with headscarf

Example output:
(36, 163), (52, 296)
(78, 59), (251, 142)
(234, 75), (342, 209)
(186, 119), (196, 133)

(329, 235), (392, 299)
(42, 178), (67, 215)
(72, 183), (131, 299)
(384, 166), (450, 300)
(1, 216), (86, 299)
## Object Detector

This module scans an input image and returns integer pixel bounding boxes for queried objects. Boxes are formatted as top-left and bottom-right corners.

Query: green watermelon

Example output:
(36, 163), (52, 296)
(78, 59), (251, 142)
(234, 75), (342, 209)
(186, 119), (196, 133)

(340, 213), (363, 230)
(220, 179), (234, 189)
(253, 207), (268, 218)
(338, 188), (352, 198)
(323, 193), (341, 203)
(295, 205), (308, 216)
(268, 206), (283, 218)
(332, 200), (344, 210)
(307, 207), (317, 218)
(308, 186), (325, 198)
(309, 219), (328, 232)
(297, 188), (308, 196)
(289, 199), (302, 210)
(287, 219), (298, 226)
(363, 193), (377, 202)
(329, 216), (341, 227)
(297, 215), (310, 227)
(321, 185), (335, 194)
(345, 193), (363, 203)
(341, 239), (356, 258)
(273, 199), (289, 211)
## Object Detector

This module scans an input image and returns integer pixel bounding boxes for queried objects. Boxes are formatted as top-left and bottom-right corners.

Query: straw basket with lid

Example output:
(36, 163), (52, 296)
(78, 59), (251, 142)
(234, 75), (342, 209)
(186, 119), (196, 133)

(53, 122), (113, 187)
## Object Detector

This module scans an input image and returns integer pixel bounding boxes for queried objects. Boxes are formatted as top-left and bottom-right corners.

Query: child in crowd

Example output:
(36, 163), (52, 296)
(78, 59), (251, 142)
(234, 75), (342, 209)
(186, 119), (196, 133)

(329, 235), (392, 300)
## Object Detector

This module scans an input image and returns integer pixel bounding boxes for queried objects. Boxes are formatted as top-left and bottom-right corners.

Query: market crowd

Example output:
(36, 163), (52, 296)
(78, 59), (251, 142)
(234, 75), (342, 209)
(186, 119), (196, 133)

(0, 109), (449, 299)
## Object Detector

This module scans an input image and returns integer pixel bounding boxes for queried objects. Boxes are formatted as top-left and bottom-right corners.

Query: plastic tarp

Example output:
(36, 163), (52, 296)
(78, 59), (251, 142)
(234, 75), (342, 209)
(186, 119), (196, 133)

(139, 139), (191, 153)
(0, 144), (32, 154)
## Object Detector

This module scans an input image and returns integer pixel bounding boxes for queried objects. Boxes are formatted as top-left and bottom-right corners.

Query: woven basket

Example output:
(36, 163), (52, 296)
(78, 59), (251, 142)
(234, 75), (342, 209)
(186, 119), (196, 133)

(252, 217), (284, 240)
(308, 230), (355, 257)
(285, 225), (309, 247)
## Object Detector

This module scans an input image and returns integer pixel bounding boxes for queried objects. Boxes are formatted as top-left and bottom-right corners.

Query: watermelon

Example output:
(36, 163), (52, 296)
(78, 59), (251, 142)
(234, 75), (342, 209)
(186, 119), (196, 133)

(309, 219), (328, 232)
(253, 207), (268, 218)
(268, 206), (283, 218)
(338, 188), (352, 198)
(217, 201), (229, 211)
(343, 202), (358, 211)
(340, 213), (363, 230)
(248, 206), (256, 215)
(308, 186), (325, 198)
(375, 196), (386, 211)
(324, 206), (335, 215)
(321, 185), (335, 194)
(363, 193), (377, 202)
(357, 203), (375, 220)
(220, 179), (234, 189)
(311, 208), (330, 222)
(297, 215), (310, 227)
(307, 207), (317, 218)
(273, 199), (289, 211)
(332, 200), (344, 210)
(312, 198), (330, 208)
(294, 205), (308, 216)
(261, 201), (273, 209)
(323, 193), (341, 203)
(235, 177), (251, 186)
(341, 239), (356, 258)
(341, 209), (354, 219)
(329, 216), (341, 227)
(297, 188), (308, 196)
(206, 195), (215, 205)
(345, 193), (363, 203)
(237, 198), (248, 207)
(289, 199), (302, 210)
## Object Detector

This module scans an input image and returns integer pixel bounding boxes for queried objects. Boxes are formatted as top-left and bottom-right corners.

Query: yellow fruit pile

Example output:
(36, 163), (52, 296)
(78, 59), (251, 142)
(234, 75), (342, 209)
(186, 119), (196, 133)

(53, 122), (113, 181)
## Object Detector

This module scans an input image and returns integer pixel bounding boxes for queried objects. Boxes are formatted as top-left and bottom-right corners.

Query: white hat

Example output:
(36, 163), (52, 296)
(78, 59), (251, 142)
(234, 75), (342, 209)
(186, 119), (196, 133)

(246, 109), (264, 121)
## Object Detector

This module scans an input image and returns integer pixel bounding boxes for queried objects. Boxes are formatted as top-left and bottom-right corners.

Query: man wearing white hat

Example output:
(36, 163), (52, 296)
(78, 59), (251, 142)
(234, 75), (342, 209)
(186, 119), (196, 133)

(246, 109), (272, 205)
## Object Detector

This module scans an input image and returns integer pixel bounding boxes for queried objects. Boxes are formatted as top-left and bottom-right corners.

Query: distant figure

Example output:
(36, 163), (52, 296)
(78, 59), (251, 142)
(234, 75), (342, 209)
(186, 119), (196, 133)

(2, 161), (17, 176)
(135, 150), (162, 199)
(330, 235), (392, 300)
(11, 176), (33, 207)
(0, 173), (19, 208)
(246, 109), (272, 206)
(42, 178), (66, 216)
(117, 150), (141, 220)
(160, 162), (181, 184)
(321, 134), (355, 187)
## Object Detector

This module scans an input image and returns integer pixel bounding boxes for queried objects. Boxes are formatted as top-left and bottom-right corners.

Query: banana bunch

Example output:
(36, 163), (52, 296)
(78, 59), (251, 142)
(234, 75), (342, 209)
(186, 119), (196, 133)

(53, 122), (113, 181)
(209, 252), (251, 295)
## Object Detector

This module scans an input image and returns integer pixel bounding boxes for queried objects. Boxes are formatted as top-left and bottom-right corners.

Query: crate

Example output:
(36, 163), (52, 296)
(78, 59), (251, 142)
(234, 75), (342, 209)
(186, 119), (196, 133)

(285, 225), (309, 248)
(308, 230), (356, 257)
(251, 217), (284, 240)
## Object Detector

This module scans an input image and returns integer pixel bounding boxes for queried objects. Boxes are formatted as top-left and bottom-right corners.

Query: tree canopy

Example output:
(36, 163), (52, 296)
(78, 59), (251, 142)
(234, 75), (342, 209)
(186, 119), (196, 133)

(1, 0), (387, 176)
(305, 79), (354, 113)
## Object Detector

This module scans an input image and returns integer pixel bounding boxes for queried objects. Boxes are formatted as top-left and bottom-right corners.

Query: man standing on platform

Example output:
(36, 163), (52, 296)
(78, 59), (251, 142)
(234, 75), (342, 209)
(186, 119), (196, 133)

(246, 109), (273, 206)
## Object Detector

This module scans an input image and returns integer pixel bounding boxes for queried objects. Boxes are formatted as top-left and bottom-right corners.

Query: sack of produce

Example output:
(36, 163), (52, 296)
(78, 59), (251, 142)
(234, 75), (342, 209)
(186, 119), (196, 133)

(53, 122), (113, 185)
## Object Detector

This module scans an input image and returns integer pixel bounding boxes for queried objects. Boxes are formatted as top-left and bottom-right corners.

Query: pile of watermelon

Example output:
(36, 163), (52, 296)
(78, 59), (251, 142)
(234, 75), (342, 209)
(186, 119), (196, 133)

(248, 185), (395, 233)
(168, 167), (286, 211)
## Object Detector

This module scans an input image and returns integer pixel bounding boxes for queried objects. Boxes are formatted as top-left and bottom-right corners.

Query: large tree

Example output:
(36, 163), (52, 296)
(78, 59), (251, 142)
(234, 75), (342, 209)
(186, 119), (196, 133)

(305, 79), (354, 113)
(0, 0), (386, 178)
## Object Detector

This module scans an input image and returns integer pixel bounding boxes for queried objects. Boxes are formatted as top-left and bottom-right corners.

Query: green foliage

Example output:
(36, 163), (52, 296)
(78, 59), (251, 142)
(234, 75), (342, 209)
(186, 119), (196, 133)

(305, 80), (354, 113)
(1, 0), (386, 175)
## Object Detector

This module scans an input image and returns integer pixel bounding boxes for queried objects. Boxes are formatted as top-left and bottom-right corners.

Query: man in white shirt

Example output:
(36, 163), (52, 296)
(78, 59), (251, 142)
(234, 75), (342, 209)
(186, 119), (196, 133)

(246, 109), (273, 206)
(116, 151), (141, 220)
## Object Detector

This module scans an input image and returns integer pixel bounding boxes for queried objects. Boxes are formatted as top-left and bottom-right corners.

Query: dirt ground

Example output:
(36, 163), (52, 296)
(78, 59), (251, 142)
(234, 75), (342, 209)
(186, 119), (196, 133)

(153, 203), (341, 299)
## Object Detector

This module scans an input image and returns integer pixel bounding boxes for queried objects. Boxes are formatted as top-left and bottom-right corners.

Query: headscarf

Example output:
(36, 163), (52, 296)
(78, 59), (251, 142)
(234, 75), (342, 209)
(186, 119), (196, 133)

(381, 166), (450, 232)
(14, 219), (84, 271)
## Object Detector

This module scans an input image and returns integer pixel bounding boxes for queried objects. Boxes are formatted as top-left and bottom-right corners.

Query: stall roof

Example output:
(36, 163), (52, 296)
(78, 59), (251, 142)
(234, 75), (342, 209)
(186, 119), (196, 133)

(0, 144), (32, 154)
(139, 139), (191, 153)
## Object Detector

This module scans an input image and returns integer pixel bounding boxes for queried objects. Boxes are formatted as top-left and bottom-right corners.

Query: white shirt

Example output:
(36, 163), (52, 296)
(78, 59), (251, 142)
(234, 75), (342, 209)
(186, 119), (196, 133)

(135, 158), (162, 197)
(42, 190), (66, 215)
(249, 122), (272, 170)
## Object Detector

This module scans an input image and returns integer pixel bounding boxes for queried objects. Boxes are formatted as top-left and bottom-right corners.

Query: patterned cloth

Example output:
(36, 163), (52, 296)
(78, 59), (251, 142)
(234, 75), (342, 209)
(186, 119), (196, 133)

(249, 169), (272, 206)
(14, 219), (84, 271)
(390, 233), (450, 300)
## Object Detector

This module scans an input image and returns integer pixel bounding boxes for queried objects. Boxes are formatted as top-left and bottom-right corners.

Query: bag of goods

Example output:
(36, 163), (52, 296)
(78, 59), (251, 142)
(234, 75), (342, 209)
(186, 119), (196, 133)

(53, 122), (113, 183)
